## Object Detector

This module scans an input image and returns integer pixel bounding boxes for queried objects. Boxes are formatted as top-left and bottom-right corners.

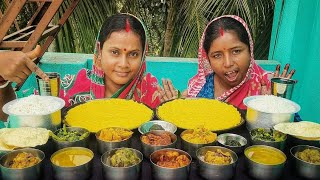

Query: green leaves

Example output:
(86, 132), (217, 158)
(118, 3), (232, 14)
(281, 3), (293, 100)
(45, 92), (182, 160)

(53, 0), (275, 59)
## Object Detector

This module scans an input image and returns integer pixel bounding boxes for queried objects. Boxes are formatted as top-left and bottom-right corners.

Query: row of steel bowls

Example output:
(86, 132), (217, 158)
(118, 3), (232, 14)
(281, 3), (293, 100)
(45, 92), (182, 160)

(101, 146), (236, 180)
(0, 126), (319, 180)
(51, 120), (320, 180)
(1, 144), (319, 180)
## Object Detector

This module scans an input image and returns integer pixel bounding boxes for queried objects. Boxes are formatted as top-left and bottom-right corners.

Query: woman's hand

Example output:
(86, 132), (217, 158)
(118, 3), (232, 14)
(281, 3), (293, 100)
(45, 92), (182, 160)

(260, 63), (296, 95)
(274, 63), (296, 78)
(157, 79), (179, 103)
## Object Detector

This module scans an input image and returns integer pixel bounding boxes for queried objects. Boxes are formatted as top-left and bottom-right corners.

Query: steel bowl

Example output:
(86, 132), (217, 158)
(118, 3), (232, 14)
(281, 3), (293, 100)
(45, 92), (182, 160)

(243, 95), (300, 131)
(290, 145), (320, 179)
(50, 147), (93, 180)
(0, 150), (11, 159)
(249, 128), (287, 151)
(180, 129), (216, 158)
(271, 77), (297, 100)
(217, 133), (247, 154)
(244, 145), (286, 180)
(138, 120), (177, 134)
(196, 146), (238, 180)
(150, 148), (192, 180)
(140, 130), (177, 158)
(0, 148), (45, 180)
(2, 96), (65, 132)
(101, 148), (143, 180)
(95, 127), (132, 154)
(52, 127), (90, 150)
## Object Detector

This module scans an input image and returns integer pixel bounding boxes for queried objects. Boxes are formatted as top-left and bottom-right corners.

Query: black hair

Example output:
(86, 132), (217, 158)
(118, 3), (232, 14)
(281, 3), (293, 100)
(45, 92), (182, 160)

(203, 17), (250, 55)
(98, 14), (146, 50)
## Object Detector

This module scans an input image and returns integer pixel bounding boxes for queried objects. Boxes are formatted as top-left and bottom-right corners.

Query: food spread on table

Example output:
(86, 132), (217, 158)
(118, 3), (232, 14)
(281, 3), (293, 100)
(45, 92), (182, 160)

(1, 95), (319, 179)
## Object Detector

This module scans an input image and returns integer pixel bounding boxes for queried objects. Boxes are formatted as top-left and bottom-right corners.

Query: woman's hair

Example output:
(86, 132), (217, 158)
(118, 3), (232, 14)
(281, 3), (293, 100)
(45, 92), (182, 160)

(203, 17), (250, 55)
(98, 14), (146, 50)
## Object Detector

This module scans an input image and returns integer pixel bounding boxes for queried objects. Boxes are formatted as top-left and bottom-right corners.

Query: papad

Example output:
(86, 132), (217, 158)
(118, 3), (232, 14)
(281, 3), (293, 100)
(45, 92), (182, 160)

(274, 121), (320, 138)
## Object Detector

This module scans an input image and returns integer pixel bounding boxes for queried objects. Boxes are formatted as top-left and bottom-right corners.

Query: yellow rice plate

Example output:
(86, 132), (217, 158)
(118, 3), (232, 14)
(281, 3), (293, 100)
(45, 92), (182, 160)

(65, 99), (153, 132)
(156, 98), (242, 131)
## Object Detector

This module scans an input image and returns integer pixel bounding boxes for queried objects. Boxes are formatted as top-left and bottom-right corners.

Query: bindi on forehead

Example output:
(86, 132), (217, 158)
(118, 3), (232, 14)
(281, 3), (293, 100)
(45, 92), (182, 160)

(124, 48), (126, 51)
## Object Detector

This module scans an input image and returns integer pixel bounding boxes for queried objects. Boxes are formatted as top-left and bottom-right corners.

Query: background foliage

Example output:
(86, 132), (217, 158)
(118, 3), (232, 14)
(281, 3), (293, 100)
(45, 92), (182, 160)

(1, 0), (275, 59)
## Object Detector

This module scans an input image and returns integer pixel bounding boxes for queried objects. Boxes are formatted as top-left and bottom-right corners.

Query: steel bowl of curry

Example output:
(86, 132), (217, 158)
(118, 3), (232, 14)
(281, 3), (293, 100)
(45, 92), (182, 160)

(95, 127), (133, 154)
(180, 127), (217, 158)
(196, 146), (238, 180)
(50, 147), (94, 180)
(290, 145), (320, 179)
(140, 130), (177, 158)
(244, 145), (286, 180)
(101, 148), (143, 180)
(0, 148), (45, 180)
(150, 148), (192, 180)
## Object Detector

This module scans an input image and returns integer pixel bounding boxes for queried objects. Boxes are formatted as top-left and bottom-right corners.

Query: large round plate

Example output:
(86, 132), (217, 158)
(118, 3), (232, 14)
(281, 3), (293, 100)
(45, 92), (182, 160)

(64, 99), (154, 132)
(156, 98), (245, 132)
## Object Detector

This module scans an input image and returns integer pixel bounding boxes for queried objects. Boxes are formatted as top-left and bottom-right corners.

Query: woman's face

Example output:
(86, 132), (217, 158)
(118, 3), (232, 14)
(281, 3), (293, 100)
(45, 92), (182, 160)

(207, 30), (250, 89)
(97, 30), (143, 88)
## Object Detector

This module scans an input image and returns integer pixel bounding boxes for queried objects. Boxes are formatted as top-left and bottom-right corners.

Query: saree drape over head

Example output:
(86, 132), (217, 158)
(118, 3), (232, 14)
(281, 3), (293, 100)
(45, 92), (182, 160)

(187, 15), (271, 109)
(60, 14), (160, 109)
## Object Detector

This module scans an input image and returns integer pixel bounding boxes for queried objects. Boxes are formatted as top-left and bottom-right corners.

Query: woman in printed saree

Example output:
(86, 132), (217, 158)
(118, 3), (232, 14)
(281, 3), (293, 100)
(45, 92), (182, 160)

(60, 14), (160, 108)
(158, 15), (295, 109)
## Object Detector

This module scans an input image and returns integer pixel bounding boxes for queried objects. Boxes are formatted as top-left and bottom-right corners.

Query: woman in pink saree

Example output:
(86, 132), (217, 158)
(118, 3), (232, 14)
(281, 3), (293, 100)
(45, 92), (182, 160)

(60, 14), (160, 108)
(158, 15), (295, 110)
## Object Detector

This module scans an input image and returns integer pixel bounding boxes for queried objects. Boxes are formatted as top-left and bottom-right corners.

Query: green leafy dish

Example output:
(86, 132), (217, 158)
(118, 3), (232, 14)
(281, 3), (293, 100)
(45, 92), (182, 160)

(250, 128), (286, 142)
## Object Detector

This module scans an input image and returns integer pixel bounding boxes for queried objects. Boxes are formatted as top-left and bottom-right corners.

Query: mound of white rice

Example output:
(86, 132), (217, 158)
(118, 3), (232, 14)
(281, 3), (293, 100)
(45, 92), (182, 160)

(247, 95), (296, 113)
(7, 95), (62, 115)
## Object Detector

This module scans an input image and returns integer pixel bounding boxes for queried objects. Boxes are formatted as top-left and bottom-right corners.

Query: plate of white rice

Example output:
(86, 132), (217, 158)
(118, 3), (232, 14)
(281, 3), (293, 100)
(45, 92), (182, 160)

(243, 95), (300, 114)
(2, 95), (65, 116)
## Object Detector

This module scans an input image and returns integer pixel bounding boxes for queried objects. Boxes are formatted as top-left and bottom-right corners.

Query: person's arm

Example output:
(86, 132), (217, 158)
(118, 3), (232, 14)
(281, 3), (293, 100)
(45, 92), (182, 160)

(0, 46), (49, 121)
